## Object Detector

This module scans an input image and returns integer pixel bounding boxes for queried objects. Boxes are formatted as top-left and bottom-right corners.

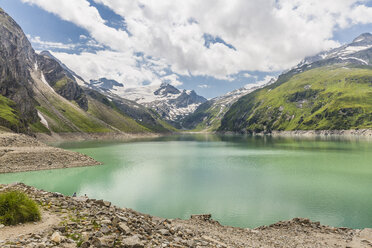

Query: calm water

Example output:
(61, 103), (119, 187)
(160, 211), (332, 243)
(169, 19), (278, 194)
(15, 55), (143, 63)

(0, 134), (372, 229)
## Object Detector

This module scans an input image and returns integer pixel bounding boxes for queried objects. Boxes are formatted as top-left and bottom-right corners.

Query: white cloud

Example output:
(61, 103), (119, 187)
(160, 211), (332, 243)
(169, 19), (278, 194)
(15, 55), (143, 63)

(198, 84), (210, 89)
(22, 0), (372, 85)
(28, 35), (76, 50)
(242, 73), (253, 78)
(245, 76), (276, 89)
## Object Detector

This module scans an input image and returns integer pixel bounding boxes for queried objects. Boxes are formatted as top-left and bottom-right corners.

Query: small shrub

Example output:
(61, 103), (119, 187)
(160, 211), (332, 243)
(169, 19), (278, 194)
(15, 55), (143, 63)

(0, 191), (41, 225)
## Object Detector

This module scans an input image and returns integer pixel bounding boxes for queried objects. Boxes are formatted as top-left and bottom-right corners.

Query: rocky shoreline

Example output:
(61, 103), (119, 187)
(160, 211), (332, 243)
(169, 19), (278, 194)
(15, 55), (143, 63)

(270, 129), (372, 137)
(0, 133), (100, 173)
(35, 132), (161, 144)
(0, 183), (371, 248)
(221, 129), (372, 138)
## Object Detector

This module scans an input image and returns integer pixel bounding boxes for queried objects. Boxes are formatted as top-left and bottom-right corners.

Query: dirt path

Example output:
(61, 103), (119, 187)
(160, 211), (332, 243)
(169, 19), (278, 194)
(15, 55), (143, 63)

(0, 211), (61, 241)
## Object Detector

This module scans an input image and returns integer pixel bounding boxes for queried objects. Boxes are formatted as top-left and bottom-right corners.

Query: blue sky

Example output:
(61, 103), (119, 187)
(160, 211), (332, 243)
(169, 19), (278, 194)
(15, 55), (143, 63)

(1, 0), (372, 98)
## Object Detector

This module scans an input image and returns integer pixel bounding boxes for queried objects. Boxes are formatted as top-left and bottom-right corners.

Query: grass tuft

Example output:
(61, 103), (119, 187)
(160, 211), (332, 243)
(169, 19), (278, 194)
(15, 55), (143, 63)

(0, 191), (41, 225)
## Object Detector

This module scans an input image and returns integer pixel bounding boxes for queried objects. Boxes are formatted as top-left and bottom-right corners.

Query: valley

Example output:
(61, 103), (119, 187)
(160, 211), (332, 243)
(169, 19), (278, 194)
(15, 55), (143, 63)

(1, 3), (372, 248)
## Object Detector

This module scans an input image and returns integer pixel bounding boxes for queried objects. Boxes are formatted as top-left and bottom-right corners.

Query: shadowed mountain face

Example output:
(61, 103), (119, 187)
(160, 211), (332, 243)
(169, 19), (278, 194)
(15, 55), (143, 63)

(0, 8), (38, 131)
(219, 33), (372, 133)
(0, 8), (174, 134)
(36, 52), (88, 111)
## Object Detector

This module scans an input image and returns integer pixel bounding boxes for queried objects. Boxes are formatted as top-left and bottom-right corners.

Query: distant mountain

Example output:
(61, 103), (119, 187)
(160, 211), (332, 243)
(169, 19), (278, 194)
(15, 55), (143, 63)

(219, 33), (372, 133)
(89, 81), (207, 121)
(39, 50), (87, 86)
(180, 81), (275, 131)
(0, 8), (173, 134)
(294, 33), (372, 71)
(89, 78), (124, 92)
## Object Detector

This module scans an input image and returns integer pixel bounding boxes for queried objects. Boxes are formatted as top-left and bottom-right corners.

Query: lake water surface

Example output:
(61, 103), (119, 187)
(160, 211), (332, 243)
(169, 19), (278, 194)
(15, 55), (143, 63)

(0, 134), (371, 229)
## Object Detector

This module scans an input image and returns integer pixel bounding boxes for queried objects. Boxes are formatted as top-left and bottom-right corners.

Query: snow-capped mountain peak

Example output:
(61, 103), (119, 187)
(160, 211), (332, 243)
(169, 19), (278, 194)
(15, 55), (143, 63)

(87, 81), (207, 121)
(295, 32), (372, 70)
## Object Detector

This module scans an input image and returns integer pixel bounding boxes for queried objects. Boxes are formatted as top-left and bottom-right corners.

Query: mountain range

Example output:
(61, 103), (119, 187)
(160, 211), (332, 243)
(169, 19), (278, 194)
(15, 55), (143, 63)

(218, 33), (372, 133)
(0, 6), (372, 136)
(89, 79), (207, 122)
(0, 8), (173, 135)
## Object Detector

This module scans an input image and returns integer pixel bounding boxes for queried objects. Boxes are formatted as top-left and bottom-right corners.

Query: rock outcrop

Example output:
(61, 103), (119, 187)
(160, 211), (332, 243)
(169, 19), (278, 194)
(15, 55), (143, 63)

(36, 52), (88, 111)
(0, 8), (38, 129)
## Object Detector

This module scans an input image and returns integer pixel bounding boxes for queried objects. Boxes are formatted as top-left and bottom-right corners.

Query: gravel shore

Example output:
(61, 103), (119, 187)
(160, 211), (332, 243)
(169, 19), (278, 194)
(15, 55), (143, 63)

(0, 183), (371, 248)
(0, 133), (100, 173)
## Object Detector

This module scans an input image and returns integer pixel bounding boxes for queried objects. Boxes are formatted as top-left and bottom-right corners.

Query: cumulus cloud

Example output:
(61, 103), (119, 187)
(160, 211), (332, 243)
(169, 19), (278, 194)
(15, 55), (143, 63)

(22, 0), (372, 86)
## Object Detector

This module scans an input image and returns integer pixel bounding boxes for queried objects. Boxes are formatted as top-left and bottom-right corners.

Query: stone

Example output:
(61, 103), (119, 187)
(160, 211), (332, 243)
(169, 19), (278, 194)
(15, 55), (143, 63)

(80, 241), (90, 248)
(158, 229), (170, 236)
(202, 235), (227, 247)
(122, 235), (144, 248)
(118, 223), (131, 234)
(50, 231), (63, 244)
(359, 228), (372, 241)
(100, 225), (110, 234)
(0, 224), (5, 228)
(190, 214), (212, 221)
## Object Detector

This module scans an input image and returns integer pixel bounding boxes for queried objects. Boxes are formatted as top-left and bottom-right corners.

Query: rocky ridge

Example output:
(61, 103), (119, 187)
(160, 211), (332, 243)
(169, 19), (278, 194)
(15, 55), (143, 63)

(0, 183), (371, 248)
(91, 82), (207, 122)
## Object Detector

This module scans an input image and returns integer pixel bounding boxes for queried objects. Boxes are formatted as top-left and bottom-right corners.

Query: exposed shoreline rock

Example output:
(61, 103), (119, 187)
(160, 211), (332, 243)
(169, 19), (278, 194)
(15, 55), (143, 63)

(221, 129), (372, 138)
(0, 132), (100, 173)
(0, 183), (371, 248)
(35, 131), (161, 143)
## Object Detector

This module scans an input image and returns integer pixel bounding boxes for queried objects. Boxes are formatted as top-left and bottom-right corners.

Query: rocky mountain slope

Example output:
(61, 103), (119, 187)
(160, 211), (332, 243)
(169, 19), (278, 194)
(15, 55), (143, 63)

(181, 81), (275, 131)
(90, 81), (207, 122)
(219, 33), (372, 133)
(0, 8), (173, 135)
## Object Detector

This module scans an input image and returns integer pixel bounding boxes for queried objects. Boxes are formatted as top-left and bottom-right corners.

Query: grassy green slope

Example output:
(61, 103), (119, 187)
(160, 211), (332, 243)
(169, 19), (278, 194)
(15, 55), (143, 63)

(220, 65), (372, 132)
(0, 95), (23, 131)
(34, 89), (112, 133)
(86, 97), (151, 133)
(181, 100), (224, 132)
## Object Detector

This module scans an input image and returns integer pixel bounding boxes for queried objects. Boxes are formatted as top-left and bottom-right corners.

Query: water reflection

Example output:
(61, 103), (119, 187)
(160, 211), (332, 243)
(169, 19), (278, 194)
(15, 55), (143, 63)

(0, 134), (371, 229)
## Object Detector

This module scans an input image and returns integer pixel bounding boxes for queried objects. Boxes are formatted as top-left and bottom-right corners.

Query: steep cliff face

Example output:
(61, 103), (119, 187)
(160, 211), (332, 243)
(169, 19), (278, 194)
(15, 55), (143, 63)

(0, 8), (174, 134)
(36, 52), (88, 111)
(0, 8), (38, 130)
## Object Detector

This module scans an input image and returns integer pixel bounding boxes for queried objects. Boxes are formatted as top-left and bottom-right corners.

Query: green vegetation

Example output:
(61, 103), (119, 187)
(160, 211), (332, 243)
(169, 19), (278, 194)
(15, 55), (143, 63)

(0, 191), (41, 226)
(220, 65), (372, 132)
(53, 77), (69, 91)
(29, 120), (51, 134)
(35, 93), (112, 133)
(181, 100), (224, 131)
(87, 97), (151, 133)
(0, 95), (25, 132)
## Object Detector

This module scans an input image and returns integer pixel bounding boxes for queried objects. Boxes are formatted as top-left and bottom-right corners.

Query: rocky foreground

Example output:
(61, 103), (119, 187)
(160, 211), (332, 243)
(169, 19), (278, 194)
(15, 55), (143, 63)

(0, 133), (100, 173)
(0, 183), (371, 248)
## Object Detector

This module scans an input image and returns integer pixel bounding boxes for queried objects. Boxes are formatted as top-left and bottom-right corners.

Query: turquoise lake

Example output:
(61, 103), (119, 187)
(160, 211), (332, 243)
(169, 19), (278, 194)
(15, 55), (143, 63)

(0, 134), (371, 229)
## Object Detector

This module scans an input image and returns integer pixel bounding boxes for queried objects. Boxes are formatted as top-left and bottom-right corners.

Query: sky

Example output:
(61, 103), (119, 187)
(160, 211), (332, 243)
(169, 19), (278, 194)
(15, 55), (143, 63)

(1, 0), (372, 98)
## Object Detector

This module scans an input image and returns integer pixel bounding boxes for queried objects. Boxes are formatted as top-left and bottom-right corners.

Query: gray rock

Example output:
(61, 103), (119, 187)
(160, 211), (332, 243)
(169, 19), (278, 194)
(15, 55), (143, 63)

(158, 229), (170, 236)
(122, 235), (144, 248)
(118, 223), (131, 234)
(50, 231), (63, 244)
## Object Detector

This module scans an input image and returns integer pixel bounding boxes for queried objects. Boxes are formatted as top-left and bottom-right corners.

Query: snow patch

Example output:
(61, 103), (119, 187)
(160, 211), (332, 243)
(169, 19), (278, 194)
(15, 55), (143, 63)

(37, 111), (49, 129)
(74, 76), (86, 86)
(40, 73), (56, 92)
